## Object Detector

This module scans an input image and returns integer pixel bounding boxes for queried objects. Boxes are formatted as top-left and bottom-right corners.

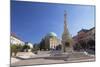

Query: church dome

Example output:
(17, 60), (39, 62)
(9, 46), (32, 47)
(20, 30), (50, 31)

(47, 32), (57, 37)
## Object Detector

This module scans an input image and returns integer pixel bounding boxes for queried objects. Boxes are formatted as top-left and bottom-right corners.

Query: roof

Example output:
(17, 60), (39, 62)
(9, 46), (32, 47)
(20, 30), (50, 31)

(46, 32), (57, 37)
(11, 32), (23, 41)
(89, 27), (95, 31)
(78, 27), (95, 33)
(78, 29), (89, 33)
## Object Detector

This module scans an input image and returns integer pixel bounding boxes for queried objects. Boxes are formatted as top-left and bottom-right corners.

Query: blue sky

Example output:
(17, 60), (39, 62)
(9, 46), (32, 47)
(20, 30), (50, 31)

(11, 1), (95, 44)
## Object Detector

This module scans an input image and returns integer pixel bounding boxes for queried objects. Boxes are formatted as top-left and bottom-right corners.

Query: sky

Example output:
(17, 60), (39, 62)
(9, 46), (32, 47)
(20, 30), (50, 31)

(11, 1), (95, 44)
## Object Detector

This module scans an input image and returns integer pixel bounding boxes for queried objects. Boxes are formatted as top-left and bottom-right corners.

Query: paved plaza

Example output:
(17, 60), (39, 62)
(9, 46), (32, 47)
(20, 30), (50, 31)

(11, 51), (95, 66)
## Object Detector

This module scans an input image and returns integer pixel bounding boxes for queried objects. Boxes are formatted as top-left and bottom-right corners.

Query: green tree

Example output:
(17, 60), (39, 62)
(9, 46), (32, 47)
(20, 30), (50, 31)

(87, 39), (95, 50)
(79, 40), (87, 50)
(56, 44), (62, 50)
(33, 43), (40, 50)
(22, 45), (30, 52)
(32, 43), (40, 54)
(17, 44), (23, 52)
(39, 38), (45, 50)
(11, 44), (18, 57)
(73, 43), (82, 51)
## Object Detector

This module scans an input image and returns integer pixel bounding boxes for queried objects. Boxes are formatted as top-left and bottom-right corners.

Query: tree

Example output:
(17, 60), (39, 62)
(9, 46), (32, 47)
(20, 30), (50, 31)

(11, 44), (18, 57)
(79, 40), (87, 50)
(33, 43), (40, 51)
(32, 43), (40, 54)
(17, 44), (23, 52)
(39, 39), (45, 50)
(22, 45), (30, 52)
(73, 43), (82, 51)
(56, 44), (62, 50)
(87, 39), (95, 51)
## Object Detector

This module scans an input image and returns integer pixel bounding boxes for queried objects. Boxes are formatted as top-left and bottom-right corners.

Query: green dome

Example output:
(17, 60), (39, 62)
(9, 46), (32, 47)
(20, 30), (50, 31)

(47, 32), (57, 37)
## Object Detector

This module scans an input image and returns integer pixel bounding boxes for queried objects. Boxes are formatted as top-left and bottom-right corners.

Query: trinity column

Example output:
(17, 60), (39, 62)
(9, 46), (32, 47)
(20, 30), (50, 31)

(62, 11), (73, 52)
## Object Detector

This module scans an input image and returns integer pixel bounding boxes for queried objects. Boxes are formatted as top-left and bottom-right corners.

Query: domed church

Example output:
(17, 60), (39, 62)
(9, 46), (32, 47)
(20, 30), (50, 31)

(44, 32), (61, 50)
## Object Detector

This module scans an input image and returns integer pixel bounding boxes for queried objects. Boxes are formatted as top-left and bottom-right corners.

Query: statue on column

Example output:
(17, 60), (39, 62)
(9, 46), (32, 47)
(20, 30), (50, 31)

(62, 10), (73, 53)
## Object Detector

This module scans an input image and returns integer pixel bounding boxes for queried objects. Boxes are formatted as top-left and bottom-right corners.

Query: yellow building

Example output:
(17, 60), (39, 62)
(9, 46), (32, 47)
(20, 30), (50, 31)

(44, 32), (61, 50)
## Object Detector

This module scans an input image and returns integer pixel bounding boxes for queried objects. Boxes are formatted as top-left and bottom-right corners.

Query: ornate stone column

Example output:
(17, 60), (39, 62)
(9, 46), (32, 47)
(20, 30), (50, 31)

(62, 10), (73, 53)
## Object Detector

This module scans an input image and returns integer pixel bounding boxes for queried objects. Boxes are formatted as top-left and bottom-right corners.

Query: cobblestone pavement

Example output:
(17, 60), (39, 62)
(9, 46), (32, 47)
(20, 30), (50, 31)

(11, 52), (95, 67)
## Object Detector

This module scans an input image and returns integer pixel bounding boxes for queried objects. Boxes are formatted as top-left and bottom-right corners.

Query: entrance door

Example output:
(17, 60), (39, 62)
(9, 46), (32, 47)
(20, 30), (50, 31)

(65, 42), (70, 47)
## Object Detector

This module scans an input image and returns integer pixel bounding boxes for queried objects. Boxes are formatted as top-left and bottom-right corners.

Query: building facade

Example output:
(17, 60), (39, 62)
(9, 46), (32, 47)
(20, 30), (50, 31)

(73, 27), (95, 52)
(73, 27), (95, 45)
(44, 32), (61, 50)
(10, 33), (25, 45)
